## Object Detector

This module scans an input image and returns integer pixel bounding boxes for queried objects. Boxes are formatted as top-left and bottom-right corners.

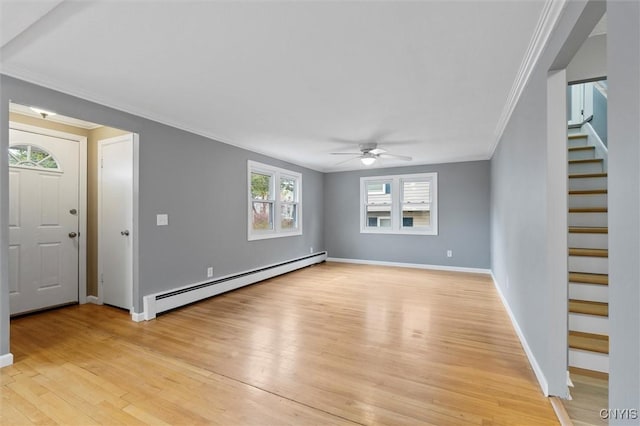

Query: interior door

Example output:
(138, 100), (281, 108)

(99, 134), (133, 310)
(9, 129), (79, 315)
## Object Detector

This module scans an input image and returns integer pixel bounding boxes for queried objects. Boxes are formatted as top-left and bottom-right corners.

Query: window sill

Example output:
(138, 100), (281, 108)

(360, 229), (438, 236)
(248, 230), (303, 241)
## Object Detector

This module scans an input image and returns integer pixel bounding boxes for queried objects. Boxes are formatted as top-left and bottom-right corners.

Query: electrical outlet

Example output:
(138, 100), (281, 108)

(207, 267), (213, 278)
(310, 246), (313, 254)
(447, 250), (453, 258)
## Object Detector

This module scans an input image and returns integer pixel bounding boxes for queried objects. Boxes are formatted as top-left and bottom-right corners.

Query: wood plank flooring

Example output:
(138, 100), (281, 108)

(564, 371), (608, 425)
(1, 262), (559, 425)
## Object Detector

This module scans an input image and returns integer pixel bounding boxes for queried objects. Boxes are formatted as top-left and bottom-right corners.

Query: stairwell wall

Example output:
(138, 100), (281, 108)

(607, 2), (640, 422)
(491, 0), (605, 397)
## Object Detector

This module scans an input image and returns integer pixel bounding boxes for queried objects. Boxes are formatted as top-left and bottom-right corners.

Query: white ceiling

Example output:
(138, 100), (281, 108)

(0, 0), (62, 48)
(1, 1), (547, 172)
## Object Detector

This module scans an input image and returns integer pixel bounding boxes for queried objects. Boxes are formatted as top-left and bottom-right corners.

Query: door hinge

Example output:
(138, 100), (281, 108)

(100, 273), (104, 284)
(101, 157), (104, 168)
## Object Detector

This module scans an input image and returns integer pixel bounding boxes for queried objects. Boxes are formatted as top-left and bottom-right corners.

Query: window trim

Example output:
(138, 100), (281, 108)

(248, 160), (302, 241)
(360, 172), (438, 235)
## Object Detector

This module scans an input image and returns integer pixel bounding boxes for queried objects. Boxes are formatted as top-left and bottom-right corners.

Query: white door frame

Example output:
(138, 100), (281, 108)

(546, 70), (569, 397)
(97, 133), (139, 318)
(8, 121), (88, 305)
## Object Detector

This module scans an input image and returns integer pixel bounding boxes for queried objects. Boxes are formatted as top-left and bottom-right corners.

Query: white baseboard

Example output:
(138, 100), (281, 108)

(86, 295), (100, 305)
(130, 312), (145, 322)
(326, 257), (491, 275)
(490, 272), (550, 396)
(0, 353), (14, 368)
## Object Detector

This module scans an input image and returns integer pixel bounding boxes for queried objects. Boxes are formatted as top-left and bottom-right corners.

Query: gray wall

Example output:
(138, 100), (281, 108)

(324, 161), (490, 269)
(493, 0), (640, 415)
(0, 75), (325, 356)
(491, 68), (558, 392)
(491, 0), (605, 397)
(608, 2), (640, 422)
(567, 33), (607, 83)
(592, 86), (607, 146)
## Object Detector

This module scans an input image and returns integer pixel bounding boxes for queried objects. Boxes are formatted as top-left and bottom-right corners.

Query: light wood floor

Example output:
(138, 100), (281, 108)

(564, 371), (608, 425)
(1, 262), (559, 425)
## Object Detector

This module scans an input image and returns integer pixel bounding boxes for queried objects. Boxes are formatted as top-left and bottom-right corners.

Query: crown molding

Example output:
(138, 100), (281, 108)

(490, 0), (568, 157)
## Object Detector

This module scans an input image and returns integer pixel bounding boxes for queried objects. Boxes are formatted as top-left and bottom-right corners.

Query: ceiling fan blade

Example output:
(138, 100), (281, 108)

(330, 152), (362, 155)
(334, 156), (360, 166)
(329, 137), (362, 144)
(379, 153), (412, 161)
(369, 148), (386, 155)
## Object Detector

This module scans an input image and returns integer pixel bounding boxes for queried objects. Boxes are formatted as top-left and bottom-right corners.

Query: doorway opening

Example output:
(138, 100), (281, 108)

(7, 102), (138, 317)
(560, 11), (608, 426)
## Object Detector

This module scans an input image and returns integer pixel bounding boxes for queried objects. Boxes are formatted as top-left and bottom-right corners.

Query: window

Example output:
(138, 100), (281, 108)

(360, 172), (437, 235)
(248, 161), (302, 240)
(363, 179), (392, 229)
(8, 144), (60, 171)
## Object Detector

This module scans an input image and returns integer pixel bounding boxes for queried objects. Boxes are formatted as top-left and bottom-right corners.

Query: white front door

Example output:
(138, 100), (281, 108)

(99, 134), (133, 310)
(9, 129), (79, 315)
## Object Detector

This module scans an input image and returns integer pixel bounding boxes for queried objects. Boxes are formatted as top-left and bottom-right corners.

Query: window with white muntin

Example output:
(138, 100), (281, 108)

(361, 172), (437, 235)
(8, 144), (61, 171)
(248, 161), (302, 240)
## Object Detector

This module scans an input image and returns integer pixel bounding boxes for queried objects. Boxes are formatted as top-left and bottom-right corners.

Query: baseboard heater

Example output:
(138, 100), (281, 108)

(143, 251), (327, 320)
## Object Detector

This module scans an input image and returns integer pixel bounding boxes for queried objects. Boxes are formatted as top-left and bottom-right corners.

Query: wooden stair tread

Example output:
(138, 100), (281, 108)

(569, 189), (607, 195)
(568, 146), (595, 151)
(569, 299), (608, 317)
(569, 227), (608, 234)
(569, 331), (609, 354)
(568, 159), (603, 164)
(569, 173), (607, 179)
(568, 366), (609, 380)
(568, 134), (589, 139)
(569, 272), (608, 285)
(569, 207), (607, 213)
(569, 248), (608, 257)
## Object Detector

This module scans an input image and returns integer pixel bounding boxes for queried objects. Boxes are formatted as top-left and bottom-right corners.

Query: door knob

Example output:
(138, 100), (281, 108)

(68, 232), (78, 238)
(69, 208), (77, 215)
(121, 230), (130, 236)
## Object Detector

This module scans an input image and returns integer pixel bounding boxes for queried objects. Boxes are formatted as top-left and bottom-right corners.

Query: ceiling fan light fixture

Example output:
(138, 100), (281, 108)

(360, 156), (376, 166)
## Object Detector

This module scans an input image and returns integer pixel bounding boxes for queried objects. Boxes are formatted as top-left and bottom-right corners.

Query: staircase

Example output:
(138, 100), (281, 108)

(567, 133), (609, 374)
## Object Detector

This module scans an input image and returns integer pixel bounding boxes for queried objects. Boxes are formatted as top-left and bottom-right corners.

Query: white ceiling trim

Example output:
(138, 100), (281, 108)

(490, 0), (568, 156)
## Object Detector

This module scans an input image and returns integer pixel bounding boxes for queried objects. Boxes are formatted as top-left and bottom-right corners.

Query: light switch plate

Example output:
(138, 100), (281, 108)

(156, 214), (168, 226)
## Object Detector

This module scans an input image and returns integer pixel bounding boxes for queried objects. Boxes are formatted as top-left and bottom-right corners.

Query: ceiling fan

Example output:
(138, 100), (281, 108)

(330, 142), (412, 166)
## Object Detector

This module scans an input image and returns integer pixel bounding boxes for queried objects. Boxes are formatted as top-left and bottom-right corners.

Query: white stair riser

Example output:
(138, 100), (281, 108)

(568, 149), (596, 161)
(569, 349), (609, 373)
(569, 313), (609, 334)
(568, 194), (607, 209)
(568, 137), (589, 148)
(568, 212), (608, 227)
(568, 233), (608, 249)
(569, 161), (603, 174)
(568, 177), (607, 191)
(569, 282), (608, 303)
(569, 256), (608, 274)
